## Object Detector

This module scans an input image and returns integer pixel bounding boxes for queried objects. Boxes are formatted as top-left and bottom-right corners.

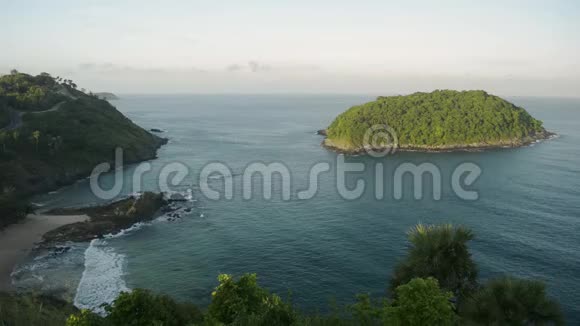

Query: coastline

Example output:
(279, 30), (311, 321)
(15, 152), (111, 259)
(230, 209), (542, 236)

(0, 214), (88, 292)
(320, 130), (556, 155)
(22, 136), (168, 200)
(0, 192), (176, 310)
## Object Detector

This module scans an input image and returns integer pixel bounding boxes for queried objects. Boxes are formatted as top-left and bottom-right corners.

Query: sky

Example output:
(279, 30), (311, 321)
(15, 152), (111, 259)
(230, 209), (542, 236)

(1, 0), (579, 96)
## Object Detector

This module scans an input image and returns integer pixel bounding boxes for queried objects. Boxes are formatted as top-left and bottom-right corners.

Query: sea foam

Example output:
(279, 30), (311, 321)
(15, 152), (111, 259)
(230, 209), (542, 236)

(73, 190), (197, 313)
(73, 239), (129, 315)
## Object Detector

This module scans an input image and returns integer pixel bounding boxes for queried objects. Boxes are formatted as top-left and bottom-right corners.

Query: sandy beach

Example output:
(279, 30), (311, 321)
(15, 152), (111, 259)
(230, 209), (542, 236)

(0, 214), (88, 291)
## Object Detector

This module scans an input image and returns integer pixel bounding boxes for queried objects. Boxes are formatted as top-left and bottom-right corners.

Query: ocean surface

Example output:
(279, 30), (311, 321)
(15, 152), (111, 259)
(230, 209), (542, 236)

(14, 95), (580, 322)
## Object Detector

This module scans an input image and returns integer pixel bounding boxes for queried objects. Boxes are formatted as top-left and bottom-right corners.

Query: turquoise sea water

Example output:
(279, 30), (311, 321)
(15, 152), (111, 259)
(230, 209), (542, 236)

(20, 95), (580, 321)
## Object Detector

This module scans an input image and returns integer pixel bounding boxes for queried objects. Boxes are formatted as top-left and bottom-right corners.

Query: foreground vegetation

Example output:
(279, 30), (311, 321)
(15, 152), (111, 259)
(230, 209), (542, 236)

(48, 224), (563, 325)
(324, 90), (550, 153)
(0, 70), (165, 228)
(0, 292), (78, 326)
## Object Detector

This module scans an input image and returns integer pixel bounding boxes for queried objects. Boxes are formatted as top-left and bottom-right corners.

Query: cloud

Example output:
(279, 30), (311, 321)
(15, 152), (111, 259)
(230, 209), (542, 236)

(77, 63), (205, 74)
(248, 61), (271, 73)
(225, 61), (272, 73)
(225, 64), (244, 72)
(78, 62), (136, 72)
(225, 61), (322, 73)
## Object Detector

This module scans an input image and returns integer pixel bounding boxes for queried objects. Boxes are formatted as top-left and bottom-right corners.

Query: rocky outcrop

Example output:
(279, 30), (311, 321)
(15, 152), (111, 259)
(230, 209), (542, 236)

(41, 192), (166, 245)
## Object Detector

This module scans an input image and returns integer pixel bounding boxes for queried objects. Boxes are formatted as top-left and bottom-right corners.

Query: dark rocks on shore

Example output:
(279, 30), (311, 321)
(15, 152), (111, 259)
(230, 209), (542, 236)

(41, 192), (166, 246)
(316, 129), (327, 136)
(150, 128), (165, 133)
(48, 245), (72, 258)
(161, 204), (179, 213)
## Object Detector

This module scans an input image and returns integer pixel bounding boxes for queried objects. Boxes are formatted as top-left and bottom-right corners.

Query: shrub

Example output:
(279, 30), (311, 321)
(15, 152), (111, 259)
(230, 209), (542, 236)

(390, 224), (478, 298)
(207, 273), (296, 325)
(460, 277), (564, 325)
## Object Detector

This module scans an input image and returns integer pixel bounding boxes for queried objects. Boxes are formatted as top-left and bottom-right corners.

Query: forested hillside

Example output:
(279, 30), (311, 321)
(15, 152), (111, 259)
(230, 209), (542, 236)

(0, 71), (165, 227)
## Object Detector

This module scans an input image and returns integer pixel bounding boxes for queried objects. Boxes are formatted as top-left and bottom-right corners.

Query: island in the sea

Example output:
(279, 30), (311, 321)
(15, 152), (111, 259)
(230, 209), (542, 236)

(94, 92), (119, 100)
(321, 90), (553, 154)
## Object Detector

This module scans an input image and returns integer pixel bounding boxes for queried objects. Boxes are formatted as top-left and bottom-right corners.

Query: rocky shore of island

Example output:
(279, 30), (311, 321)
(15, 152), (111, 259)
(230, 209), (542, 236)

(319, 129), (556, 154)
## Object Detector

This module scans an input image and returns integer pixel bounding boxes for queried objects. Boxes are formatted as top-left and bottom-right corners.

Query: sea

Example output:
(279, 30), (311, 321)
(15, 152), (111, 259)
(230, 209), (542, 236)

(12, 94), (580, 322)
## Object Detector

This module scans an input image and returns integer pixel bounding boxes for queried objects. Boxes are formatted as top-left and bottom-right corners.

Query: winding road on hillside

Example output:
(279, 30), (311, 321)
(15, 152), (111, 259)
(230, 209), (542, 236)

(0, 84), (77, 132)
(0, 101), (67, 132)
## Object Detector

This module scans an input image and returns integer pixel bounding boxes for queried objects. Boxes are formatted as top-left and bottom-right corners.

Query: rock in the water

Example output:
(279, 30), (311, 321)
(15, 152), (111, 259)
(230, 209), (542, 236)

(316, 129), (327, 136)
(41, 192), (166, 246)
(168, 193), (187, 202)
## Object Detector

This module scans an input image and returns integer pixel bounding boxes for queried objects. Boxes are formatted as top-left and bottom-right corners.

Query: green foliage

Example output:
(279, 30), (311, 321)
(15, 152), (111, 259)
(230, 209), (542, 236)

(66, 289), (202, 326)
(348, 278), (455, 326)
(0, 132), (6, 152)
(31, 130), (40, 151)
(326, 90), (545, 149)
(207, 273), (296, 325)
(11, 130), (19, 142)
(0, 71), (65, 111)
(0, 187), (29, 228)
(104, 289), (202, 326)
(390, 277), (456, 325)
(60, 225), (566, 325)
(460, 277), (564, 325)
(67, 277), (294, 326)
(66, 310), (107, 326)
(0, 70), (165, 228)
(349, 293), (391, 325)
(0, 292), (78, 326)
(0, 105), (10, 128)
(390, 224), (478, 298)
(19, 98), (161, 163)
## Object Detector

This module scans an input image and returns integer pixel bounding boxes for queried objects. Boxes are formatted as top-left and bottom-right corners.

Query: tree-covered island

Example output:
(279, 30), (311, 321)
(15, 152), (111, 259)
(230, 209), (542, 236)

(322, 90), (553, 154)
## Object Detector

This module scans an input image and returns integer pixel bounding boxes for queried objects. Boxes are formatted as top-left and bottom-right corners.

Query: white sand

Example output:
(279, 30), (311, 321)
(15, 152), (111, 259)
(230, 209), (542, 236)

(0, 214), (88, 291)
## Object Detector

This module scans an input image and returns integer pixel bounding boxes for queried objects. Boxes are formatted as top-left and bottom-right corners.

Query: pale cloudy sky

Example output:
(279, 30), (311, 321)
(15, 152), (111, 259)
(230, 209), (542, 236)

(1, 0), (579, 96)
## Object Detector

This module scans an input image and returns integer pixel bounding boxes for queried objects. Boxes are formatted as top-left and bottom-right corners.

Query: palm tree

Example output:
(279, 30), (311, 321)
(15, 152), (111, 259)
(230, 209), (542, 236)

(31, 130), (40, 151)
(390, 224), (478, 298)
(460, 277), (564, 325)
(0, 131), (6, 152)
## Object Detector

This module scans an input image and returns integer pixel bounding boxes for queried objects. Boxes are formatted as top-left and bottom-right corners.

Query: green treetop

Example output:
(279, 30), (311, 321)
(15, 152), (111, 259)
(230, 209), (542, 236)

(325, 90), (546, 151)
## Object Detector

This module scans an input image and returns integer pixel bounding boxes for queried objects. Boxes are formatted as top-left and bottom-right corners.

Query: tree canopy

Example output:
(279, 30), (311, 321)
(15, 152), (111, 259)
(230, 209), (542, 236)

(390, 224), (479, 298)
(460, 277), (564, 325)
(0, 71), (66, 111)
(60, 224), (564, 326)
(325, 90), (546, 151)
